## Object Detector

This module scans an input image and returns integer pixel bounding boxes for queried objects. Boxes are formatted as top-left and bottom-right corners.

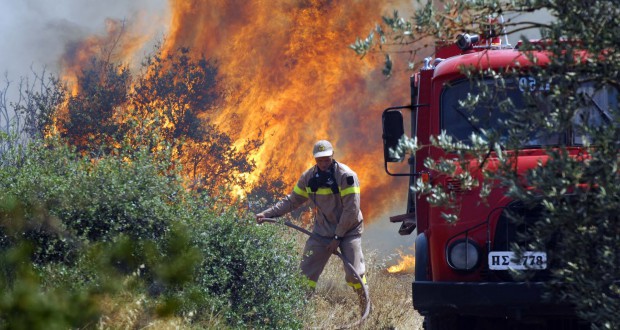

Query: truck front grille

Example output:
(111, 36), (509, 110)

(488, 201), (552, 282)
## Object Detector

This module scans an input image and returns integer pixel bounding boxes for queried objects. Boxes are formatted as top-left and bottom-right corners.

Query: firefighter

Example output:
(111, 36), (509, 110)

(255, 140), (367, 310)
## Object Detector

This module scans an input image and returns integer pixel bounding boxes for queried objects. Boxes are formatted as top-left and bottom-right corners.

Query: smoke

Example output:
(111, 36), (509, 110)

(0, 0), (168, 86)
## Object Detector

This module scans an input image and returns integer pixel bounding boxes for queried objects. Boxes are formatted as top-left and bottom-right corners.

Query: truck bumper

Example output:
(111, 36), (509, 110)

(413, 281), (575, 317)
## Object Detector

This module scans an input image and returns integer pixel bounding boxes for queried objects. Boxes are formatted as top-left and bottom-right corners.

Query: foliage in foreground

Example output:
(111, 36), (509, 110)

(353, 0), (620, 328)
(0, 138), (306, 329)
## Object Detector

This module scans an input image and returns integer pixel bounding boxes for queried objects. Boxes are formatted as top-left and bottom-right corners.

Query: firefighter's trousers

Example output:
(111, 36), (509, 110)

(300, 234), (366, 289)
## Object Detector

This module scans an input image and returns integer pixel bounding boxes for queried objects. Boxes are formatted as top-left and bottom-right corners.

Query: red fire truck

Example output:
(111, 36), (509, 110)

(381, 32), (614, 329)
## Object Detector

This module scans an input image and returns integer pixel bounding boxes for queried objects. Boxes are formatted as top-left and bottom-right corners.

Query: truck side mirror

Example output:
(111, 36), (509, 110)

(382, 110), (405, 162)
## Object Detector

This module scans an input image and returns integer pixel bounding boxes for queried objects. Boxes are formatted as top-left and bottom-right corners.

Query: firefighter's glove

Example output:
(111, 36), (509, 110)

(255, 213), (266, 224)
(326, 239), (340, 254)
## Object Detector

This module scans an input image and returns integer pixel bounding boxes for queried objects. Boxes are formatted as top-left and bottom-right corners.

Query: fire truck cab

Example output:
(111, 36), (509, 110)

(381, 33), (611, 329)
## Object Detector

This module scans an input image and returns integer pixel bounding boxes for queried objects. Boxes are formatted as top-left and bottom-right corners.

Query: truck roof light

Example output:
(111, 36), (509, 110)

(422, 57), (433, 70)
(456, 33), (480, 51)
(420, 172), (430, 183)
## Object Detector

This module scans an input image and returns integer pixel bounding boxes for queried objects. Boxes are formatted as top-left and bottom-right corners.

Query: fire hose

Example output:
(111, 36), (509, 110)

(260, 218), (370, 329)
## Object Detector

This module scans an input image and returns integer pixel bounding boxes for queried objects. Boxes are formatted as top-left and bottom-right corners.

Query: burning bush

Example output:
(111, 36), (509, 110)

(56, 44), (263, 197)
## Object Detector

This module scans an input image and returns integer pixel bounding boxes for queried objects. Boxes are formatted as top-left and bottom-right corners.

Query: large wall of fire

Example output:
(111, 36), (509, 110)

(60, 0), (416, 222)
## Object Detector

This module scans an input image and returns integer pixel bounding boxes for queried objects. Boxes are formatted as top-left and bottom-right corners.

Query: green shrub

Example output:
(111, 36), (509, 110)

(0, 138), (307, 328)
(0, 242), (101, 330)
(184, 207), (307, 329)
(0, 139), (185, 262)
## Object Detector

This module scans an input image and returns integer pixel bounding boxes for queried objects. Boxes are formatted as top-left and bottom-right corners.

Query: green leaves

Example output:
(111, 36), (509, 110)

(357, 1), (620, 326)
(189, 214), (306, 328)
(349, 33), (374, 57)
(0, 135), (306, 328)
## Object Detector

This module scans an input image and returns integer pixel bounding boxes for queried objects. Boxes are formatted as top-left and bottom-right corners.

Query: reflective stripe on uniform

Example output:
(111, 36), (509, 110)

(305, 187), (335, 195)
(304, 186), (360, 196)
(294, 184), (309, 198)
(346, 274), (367, 289)
(306, 279), (317, 288)
(340, 186), (360, 197)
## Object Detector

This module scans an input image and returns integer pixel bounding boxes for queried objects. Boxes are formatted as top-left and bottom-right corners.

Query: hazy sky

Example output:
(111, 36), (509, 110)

(0, 0), (168, 85)
(0, 1), (551, 97)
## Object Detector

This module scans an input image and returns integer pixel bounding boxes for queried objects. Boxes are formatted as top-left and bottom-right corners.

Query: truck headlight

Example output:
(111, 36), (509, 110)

(446, 239), (480, 271)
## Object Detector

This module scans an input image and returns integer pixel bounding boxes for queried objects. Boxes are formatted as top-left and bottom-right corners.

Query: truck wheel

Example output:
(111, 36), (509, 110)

(423, 314), (475, 330)
(423, 314), (457, 330)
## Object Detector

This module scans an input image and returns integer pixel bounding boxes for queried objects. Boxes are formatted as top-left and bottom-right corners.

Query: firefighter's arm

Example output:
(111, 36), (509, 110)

(334, 173), (362, 237)
(257, 176), (309, 222)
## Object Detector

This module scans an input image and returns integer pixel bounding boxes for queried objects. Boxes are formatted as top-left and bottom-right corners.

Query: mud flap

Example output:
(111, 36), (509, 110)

(390, 212), (416, 235)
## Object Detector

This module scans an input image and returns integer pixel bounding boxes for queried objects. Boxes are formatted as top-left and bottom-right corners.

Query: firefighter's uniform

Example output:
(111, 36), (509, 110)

(260, 157), (366, 291)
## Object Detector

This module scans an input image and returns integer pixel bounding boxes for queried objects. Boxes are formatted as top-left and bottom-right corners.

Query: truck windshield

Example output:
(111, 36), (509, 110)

(572, 82), (618, 145)
(440, 78), (562, 147)
(441, 78), (618, 147)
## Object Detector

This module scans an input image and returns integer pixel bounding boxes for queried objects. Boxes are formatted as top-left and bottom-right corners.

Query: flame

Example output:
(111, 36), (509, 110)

(387, 250), (415, 274)
(162, 0), (414, 219)
(59, 0), (418, 221)
(61, 18), (152, 96)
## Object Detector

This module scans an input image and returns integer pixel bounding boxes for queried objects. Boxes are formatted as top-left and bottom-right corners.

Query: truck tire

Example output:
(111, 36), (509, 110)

(423, 314), (475, 330)
(423, 314), (457, 330)
(414, 233), (429, 281)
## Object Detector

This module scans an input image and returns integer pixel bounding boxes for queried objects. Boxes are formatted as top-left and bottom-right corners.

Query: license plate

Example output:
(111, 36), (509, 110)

(488, 251), (547, 270)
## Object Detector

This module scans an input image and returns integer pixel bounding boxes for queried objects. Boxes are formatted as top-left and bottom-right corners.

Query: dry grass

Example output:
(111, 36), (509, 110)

(301, 249), (424, 330)
(96, 290), (226, 330)
(95, 230), (424, 329)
